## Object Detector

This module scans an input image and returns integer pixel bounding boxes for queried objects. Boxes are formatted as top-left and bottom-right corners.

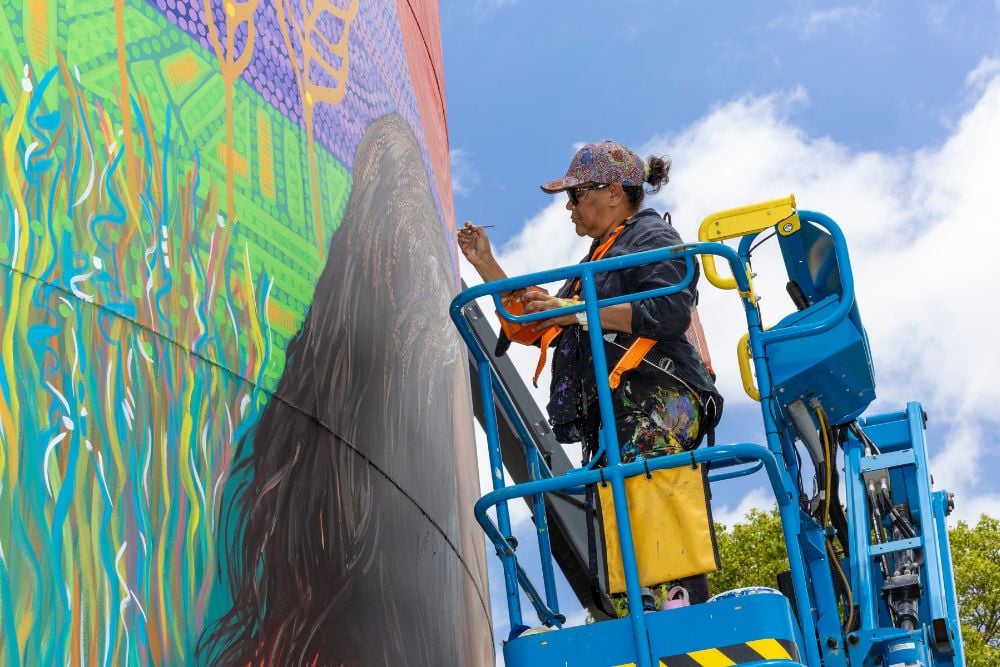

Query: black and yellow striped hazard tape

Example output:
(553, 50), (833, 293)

(613, 637), (801, 667)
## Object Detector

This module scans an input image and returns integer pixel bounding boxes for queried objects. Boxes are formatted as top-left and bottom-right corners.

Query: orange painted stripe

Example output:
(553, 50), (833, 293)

(217, 142), (248, 178)
(257, 111), (274, 199)
(164, 53), (201, 89)
(69, 572), (81, 667)
(266, 299), (296, 333)
(28, 0), (49, 70)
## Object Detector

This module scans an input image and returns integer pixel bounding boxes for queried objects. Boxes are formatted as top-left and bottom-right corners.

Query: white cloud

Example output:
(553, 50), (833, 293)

(491, 197), (592, 282)
(803, 5), (878, 33)
(637, 89), (915, 405)
(665, 76), (1000, 523)
(929, 423), (982, 491)
(461, 67), (1000, 527)
(459, 199), (592, 418)
(768, 4), (878, 33)
(713, 487), (776, 528)
(472, 422), (533, 530)
(928, 423), (1000, 524)
(450, 148), (480, 197)
(952, 493), (1000, 525)
(967, 56), (1000, 91)
(474, 0), (518, 18)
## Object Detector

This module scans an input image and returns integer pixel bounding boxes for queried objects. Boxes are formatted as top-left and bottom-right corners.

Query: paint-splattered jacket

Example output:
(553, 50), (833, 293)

(547, 208), (721, 445)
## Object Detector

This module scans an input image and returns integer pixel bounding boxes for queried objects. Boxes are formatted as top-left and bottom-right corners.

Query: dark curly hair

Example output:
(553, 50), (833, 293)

(197, 113), (491, 666)
(623, 155), (671, 208)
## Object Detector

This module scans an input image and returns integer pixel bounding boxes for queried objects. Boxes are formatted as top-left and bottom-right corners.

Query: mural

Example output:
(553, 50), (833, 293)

(0, 0), (490, 664)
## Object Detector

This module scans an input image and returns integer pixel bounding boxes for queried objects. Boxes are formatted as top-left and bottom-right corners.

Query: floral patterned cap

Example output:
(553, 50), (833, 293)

(540, 140), (645, 193)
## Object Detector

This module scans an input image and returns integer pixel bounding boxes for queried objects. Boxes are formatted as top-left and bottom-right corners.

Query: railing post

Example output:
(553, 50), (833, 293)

(524, 442), (561, 622)
(450, 240), (834, 665)
(476, 357), (523, 629)
(579, 271), (652, 667)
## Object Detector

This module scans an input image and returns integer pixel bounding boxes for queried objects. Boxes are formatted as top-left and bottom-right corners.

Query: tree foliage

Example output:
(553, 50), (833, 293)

(708, 508), (999, 666)
(709, 507), (788, 595)
(949, 515), (1000, 666)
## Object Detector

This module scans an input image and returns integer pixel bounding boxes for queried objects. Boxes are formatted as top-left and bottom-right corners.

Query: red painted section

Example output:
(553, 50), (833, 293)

(395, 0), (454, 232)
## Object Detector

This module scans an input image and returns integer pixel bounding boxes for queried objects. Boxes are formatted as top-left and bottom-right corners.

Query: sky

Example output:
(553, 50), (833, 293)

(440, 1), (1000, 661)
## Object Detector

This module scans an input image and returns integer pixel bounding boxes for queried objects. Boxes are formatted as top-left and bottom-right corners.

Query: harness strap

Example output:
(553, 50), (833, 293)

(534, 223), (659, 387)
(531, 326), (563, 387)
(568, 224), (626, 294)
(608, 336), (657, 390)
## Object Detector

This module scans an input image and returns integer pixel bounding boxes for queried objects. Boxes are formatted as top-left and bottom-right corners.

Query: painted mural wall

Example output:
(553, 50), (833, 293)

(0, 0), (491, 664)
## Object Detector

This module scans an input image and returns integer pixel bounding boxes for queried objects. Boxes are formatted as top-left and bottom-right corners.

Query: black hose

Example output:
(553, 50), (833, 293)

(881, 489), (916, 539)
(828, 461), (851, 557)
(868, 487), (892, 577)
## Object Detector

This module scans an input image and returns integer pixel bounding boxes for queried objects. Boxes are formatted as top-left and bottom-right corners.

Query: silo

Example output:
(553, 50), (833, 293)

(0, 0), (491, 664)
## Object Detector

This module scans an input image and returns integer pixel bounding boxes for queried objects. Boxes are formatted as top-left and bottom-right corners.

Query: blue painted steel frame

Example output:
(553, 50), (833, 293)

(450, 209), (962, 666)
(841, 404), (965, 666)
(504, 591), (806, 666)
(450, 227), (850, 667)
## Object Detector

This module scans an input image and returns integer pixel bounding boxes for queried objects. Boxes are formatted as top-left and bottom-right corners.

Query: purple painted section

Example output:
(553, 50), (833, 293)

(146, 0), (444, 215)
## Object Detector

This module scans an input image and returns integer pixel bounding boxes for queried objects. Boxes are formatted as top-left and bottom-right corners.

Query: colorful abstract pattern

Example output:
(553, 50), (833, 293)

(0, 0), (484, 664)
(539, 140), (646, 193)
(618, 381), (701, 463)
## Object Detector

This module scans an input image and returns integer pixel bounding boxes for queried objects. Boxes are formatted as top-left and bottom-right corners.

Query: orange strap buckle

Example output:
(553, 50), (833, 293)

(608, 337), (656, 389)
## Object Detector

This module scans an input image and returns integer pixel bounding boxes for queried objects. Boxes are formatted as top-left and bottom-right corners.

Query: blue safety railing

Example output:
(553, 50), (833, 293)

(449, 212), (859, 667)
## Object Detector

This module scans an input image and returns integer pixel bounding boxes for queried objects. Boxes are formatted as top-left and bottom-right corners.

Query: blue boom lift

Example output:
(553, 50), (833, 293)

(450, 196), (964, 667)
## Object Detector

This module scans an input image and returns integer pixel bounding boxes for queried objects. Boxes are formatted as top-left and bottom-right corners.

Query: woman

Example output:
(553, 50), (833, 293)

(459, 140), (722, 613)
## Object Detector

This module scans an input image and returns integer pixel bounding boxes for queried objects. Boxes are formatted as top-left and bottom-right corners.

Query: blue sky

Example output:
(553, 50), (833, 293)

(444, 0), (1000, 235)
(441, 1), (1000, 660)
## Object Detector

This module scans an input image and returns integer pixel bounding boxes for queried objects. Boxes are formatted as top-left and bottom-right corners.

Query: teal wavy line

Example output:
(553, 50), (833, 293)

(37, 162), (62, 287)
(128, 443), (152, 659)
(11, 493), (44, 666)
(0, 194), (16, 399)
(87, 144), (126, 259)
(67, 119), (82, 215)
(30, 425), (69, 667)
(0, 542), (22, 667)
(87, 441), (120, 667)
(49, 415), (82, 660)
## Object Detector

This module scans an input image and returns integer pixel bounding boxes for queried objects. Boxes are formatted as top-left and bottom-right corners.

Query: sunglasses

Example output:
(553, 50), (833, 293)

(566, 183), (610, 205)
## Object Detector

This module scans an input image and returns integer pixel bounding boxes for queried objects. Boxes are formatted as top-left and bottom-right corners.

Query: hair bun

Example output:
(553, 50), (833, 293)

(645, 156), (671, 193)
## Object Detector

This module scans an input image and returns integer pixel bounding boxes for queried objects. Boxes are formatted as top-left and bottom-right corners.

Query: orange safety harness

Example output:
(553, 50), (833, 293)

(497, 223), (658, 388)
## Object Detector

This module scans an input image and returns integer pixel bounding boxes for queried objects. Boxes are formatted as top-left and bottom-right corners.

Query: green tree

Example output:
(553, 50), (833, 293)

(709, 507), (787, 595)
(949, 515), (1000, 666)
(708, 508), (998, 666)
